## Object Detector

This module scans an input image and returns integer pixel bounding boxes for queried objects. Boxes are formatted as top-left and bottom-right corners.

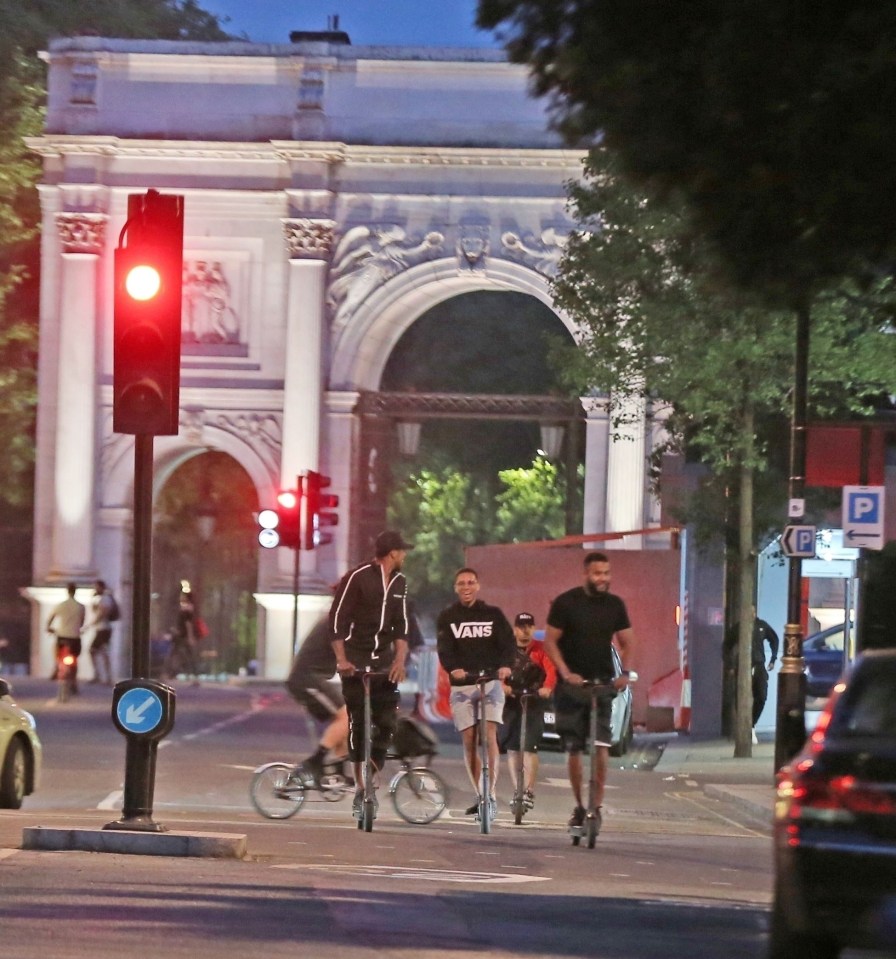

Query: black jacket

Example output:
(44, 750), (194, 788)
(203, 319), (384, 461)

(329, 560), (410, 668)
(436, 599), (516, 686)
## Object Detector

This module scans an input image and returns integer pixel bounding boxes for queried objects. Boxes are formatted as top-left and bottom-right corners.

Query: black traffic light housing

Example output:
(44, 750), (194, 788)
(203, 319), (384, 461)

(302, 470), (339, 550)
(113, 190), (184, 435)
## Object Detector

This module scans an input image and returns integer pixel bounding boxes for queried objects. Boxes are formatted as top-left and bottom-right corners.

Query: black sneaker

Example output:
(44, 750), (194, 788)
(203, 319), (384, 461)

(568, 805), (586, 828)
(303, 753), (324, 786)
(465, 801), (479, 816)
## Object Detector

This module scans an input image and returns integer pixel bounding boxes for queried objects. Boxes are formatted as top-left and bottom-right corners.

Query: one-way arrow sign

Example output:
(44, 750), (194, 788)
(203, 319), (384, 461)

(782, 524), (817, 558)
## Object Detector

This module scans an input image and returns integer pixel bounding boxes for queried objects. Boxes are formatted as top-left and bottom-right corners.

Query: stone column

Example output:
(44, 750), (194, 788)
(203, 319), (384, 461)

(49, 213), (106, 579)
(280, 218), (335, 583)
(582, 400), (610, 537)
(605, 394), (648, 547)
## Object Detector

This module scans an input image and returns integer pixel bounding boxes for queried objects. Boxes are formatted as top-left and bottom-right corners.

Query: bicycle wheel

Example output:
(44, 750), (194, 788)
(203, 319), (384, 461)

(478, 794), (491, 834)
(250, 763), (305, 819)
(511, 795), (525, 826)
(391, 767), (447, 824)
(361, 798), (375, 832)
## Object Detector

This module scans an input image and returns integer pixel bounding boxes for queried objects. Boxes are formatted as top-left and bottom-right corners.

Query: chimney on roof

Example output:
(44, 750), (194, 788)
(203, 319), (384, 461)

(290, 15), (350, 45)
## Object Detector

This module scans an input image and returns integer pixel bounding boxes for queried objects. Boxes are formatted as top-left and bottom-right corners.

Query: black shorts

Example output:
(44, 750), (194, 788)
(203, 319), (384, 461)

(499, 696), (545, 753)
(554, 683), (614, 753)
(91, 628), (112, 651)
(56, 637), (82, 658)
(294, 675), (345, 723)
(341, 674), (399, 768)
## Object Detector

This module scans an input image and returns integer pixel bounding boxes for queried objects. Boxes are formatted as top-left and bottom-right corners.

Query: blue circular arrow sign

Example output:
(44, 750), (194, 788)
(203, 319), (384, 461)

(116, 687), (164, 735)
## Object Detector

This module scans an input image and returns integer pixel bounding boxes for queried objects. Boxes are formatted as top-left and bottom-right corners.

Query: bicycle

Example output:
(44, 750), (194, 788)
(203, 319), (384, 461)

(568, 674), (637, 849)
(249, 714), (447, 825)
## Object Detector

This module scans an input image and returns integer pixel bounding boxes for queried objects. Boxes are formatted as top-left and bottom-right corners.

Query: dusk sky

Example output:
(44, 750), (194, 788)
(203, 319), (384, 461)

(198, 0), (503, 48)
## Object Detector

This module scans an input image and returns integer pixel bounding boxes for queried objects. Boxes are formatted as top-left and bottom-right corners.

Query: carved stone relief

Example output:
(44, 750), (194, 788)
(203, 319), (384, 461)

(55, 213), (106, 254)
(283, 218), (335, 260)
(182, 259), (243, 345)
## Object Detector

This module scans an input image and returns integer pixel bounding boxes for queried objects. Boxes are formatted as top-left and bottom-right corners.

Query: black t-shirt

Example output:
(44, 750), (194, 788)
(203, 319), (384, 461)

(546, 586), (631, 680)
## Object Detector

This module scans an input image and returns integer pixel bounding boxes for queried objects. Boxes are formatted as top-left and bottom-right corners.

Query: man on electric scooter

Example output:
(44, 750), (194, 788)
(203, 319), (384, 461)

(436, 567), (516, 821)
(543, 552), (636, 836)
(330, 530), (413, 820)
(499, 612), (556, 811)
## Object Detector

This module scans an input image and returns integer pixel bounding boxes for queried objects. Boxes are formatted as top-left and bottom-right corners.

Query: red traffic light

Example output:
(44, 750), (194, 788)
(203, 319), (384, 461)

(113, 190), (184, 436)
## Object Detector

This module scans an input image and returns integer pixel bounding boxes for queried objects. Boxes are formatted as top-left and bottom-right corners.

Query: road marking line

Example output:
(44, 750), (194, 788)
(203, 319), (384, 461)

(97, 789), (123, 810)
(0, 849), (20, 862)
(273, 863), (550, 884)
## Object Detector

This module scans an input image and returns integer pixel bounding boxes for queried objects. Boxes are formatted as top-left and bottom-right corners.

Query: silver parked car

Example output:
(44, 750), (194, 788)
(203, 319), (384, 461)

(0, 678), (42, 808)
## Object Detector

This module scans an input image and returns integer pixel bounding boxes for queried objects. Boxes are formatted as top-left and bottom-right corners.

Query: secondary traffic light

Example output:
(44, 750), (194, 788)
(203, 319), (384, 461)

(302, 470), (339, 550)
(113, 190), (184, 435)
(256, 489), (300, 550)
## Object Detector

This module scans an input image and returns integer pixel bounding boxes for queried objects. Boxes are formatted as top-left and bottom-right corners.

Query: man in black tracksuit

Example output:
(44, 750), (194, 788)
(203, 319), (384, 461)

(330, 530), (413, 819)
(436, 567), (516, 818)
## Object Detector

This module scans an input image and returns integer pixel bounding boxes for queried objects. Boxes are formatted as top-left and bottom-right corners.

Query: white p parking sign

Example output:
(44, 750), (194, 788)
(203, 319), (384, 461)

(843, 486), (885, 550)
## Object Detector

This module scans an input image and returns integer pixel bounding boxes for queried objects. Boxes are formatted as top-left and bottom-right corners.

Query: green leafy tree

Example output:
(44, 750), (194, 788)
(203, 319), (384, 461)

(550, 153), (896, 753)
(389, 455), (568, 619)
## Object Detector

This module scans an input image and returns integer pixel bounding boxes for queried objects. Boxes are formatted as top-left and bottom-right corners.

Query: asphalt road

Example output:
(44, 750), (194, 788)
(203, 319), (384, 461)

(1, 678), (775, 959)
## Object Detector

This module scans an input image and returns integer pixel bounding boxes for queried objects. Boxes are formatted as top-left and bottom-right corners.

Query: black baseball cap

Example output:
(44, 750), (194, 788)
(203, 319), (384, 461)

(514, 612), (535, 627)
(375, 530), (414, 556)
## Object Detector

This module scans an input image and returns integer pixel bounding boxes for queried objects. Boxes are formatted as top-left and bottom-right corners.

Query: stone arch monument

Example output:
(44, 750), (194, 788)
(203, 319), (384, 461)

(25, 35), (662, 678)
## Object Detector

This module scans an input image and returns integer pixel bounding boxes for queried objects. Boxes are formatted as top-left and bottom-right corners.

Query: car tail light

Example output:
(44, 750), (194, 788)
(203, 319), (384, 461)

(781, 770), (896, 839)
(61, 653), (75, 667)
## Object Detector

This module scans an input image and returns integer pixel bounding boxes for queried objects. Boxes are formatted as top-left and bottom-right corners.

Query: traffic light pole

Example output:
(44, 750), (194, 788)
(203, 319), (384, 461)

(105, 433), (168, 832)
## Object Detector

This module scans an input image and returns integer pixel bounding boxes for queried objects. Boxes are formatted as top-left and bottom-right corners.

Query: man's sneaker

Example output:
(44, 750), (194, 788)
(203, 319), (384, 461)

(465, 801), (480, 816)
(568, 805), (586, 829)
(751, 727), (759, 745)
(487, 796), (498, 821)
(523, 790), (535, 810)
(353, 790), (378, 820)
(303, 753), (325, 786)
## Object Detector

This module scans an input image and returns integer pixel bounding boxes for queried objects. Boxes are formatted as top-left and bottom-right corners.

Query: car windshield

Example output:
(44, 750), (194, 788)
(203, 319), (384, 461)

(829, 657), (896, 737)
(807, 627), (845, 652)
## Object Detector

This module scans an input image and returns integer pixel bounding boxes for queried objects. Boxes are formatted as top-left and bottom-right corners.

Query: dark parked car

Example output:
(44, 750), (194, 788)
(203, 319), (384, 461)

(803, 623), (847, 699)
(540, 646), (634, 757)
(770, 650), (896, 959)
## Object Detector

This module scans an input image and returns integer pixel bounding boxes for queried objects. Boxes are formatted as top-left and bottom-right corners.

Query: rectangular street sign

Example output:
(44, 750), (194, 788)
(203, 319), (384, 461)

(782, 524), (817, 558)
(842, 485), (885, 550)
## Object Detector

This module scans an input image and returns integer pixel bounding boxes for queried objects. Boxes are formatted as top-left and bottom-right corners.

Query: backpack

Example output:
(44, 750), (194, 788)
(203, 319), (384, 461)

(107, 593), (121, 622)
(391, 715), (439, 760)
(508, 654), (546, 693)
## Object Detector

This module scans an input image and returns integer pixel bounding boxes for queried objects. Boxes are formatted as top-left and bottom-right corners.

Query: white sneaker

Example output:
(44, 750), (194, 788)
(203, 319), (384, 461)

(751, 728), (758, 745)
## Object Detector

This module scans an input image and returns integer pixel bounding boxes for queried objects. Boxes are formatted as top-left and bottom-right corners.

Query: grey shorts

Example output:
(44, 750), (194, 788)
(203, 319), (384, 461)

(449, 680), (505, 731)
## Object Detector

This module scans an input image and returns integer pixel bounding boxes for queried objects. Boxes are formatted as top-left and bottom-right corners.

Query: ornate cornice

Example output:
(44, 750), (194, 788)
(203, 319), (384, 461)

(356, 391), (581, 421)
(55, 212), (107, 254)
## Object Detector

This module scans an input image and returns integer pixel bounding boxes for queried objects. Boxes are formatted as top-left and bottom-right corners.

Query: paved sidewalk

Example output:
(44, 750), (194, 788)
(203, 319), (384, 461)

(654, 734), (777, 823)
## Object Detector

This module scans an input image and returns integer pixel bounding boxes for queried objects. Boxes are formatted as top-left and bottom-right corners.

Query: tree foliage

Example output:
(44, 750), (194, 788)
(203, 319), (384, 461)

(549, 152), (896, 751)
(477, 0), (896, 304)
(388, 455), (567, 617)
(0, 1), (229, 512)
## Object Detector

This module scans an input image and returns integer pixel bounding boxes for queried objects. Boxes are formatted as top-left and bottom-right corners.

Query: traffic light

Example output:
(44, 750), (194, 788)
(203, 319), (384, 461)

(113, 190), (184, 435)
(256, 489), (300, 550)
(302, 470), (339, 550)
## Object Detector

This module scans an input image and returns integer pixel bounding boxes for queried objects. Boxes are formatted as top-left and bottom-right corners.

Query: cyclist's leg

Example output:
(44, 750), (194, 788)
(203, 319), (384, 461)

(460, 724), (480, 793)
(485, 721), (502, 798)
(483, 680), (506, 799)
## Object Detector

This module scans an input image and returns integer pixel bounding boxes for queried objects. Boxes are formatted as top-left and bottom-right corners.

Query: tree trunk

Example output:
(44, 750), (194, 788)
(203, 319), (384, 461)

(733, 403), (757, 758)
